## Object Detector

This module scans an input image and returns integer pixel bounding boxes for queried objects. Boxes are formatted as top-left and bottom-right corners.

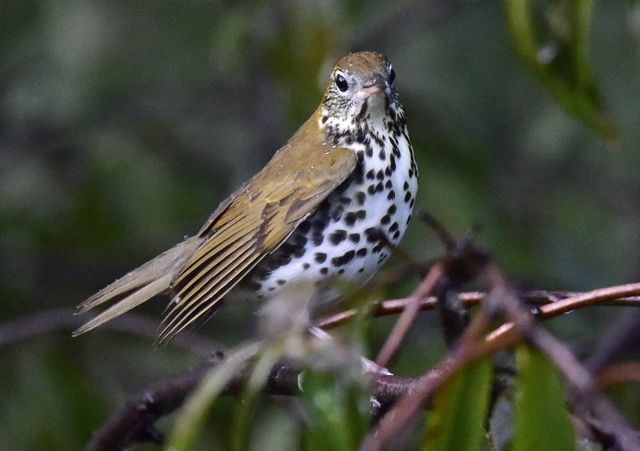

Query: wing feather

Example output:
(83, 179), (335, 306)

(162, 118), (358, 340)
(159, 244), (261, 343)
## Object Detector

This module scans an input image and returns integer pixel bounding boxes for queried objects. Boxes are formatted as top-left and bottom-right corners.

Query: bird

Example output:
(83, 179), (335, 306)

(73, 51), (418, 344)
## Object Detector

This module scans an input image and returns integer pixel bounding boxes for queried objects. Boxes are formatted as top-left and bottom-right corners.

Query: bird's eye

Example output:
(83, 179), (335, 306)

(335, 73), (349, 92)
(389, 67), (396, 85)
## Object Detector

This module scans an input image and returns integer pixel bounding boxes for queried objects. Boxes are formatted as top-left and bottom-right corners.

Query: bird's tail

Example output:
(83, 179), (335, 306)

(72, 237), (200, 336)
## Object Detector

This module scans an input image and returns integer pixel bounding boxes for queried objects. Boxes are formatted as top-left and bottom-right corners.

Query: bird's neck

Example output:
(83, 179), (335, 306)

(319, 99), (407, 152)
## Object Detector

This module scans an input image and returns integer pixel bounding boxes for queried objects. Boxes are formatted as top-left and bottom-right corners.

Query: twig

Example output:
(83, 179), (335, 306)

(316, 290), (640, 330)
(360, 267), (640, 451)
(85, 351), (421, 451)
(419, 210), (456, 251)
(0, 308), (221, 357)
(85, 354), (225, 451)
(536, 282), (640, 317)
(374, 262), (446, 367)
(481, 265), (640, 451)
(360, 306), (511, 450)
(596, 362), (640, 388)
(587, 310), (640, 373)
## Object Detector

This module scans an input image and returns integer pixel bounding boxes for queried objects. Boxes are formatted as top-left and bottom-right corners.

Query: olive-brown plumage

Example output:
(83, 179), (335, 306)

(74, 51), (418, 342)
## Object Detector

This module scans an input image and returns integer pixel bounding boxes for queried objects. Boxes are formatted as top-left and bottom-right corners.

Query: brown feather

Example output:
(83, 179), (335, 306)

(158, 112), (357, 341)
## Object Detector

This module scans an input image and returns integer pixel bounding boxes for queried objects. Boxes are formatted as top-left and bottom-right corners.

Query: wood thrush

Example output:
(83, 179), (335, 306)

(73, 51), (418, 343)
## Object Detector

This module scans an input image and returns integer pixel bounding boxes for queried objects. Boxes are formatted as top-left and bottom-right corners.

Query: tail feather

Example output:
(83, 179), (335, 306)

(72, 274), (172, 336)
(73, 237), (200, 336)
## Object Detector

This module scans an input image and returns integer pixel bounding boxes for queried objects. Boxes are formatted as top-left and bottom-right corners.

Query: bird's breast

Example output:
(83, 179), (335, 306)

(242, 118), (418, 305)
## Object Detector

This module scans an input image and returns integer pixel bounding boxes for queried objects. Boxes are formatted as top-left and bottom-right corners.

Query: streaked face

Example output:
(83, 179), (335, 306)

(321, 51), (398, 125)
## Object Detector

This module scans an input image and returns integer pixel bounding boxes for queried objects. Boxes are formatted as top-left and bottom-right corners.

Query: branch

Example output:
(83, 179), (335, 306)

(374, 262), (446, 367)
(85, 351), (422, 451)
(360, 267), (640, 451)
(85, 354), (225, 451)
(317, 288), (640, 330)
(482, 265), (640, 451)
(0, 308), (221, 357)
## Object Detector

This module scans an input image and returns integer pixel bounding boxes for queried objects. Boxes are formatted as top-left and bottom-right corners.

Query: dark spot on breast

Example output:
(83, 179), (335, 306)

(246, 280), (262, 291)
(349, 233), (360, 243)
(389, 222), (399, 232)
(356, 191), (366, 205)
(331, 250), (355, 267)
(376, 170), (384, 180)
(404, 192), (412, 202)
(312, 231), (324, 246)
(356, 248), (367, 257)
(302, 262), (310, 270)
(344, 212), (357, 226)
(277, 279), (286, 285)
(381, 214), (391, 225)
(387, 205), (396, 215)
(387, 190), (395, 200)
(320, 267), (329, 275)
(312, 218), (327, 231)
(298, 221), (311, 234)
(315, 252), (327, 263)
(329, 229), (347, 245)
(365, 227), (380, 243)
(330, 204), (344, 221)
(366, 169), (375, 180)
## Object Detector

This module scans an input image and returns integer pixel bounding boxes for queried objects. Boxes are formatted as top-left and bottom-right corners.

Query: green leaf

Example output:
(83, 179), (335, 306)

(421, 357), (493, 451)
(167, 342), (261, 451)
(301, 368), (369, 451)
(504, 0), (617, 142)
(513, 346), (576, 451)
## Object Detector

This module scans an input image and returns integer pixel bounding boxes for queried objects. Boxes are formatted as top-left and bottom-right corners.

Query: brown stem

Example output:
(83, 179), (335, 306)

(316, 290), (640, 331)
(374, 262), (446, 367)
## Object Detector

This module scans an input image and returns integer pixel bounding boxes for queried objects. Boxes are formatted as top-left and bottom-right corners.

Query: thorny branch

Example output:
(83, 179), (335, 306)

(4, 279), (640, 449)
(360, 265), (640, 451)
(75, 275), (640, 450)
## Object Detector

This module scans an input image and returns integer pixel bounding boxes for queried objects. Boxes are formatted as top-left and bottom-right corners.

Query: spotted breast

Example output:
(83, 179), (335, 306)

(244, 53), (418, 303)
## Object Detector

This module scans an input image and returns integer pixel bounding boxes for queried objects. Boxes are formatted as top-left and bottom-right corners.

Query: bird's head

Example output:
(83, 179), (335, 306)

(319, 51), (400, 145)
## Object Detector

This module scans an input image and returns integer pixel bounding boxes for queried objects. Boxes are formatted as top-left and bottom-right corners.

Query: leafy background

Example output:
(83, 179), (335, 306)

(1, 1), (639, 449)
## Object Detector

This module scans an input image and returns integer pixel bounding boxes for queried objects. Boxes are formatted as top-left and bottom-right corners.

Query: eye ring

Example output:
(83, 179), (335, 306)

(335, 73), (349, 92)
(389, 67), (396, 85)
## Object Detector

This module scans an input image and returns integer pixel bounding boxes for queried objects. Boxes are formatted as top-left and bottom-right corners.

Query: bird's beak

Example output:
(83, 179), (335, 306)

(360, 74), (387, 97)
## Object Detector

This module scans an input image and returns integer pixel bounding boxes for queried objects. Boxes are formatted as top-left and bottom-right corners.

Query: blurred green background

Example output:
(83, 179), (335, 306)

(1, 1), (639, 449)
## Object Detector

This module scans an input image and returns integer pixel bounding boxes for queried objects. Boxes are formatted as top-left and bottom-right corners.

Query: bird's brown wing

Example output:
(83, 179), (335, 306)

(158, 136), (357, 342)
